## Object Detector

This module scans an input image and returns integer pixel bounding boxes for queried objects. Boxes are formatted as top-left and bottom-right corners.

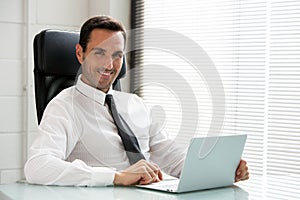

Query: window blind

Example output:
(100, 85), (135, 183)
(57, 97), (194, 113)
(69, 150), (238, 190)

(131, 0), (300, 189)
(266, 1), (300, 198)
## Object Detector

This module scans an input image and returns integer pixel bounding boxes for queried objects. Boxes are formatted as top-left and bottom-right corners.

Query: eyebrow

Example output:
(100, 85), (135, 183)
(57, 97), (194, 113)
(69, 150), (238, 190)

(92, 47), (123, 56)
(92, 47), (106, 53)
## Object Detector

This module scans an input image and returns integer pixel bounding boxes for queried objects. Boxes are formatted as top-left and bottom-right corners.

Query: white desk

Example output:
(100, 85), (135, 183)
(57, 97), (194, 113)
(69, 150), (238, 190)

(0, 183), (248, 200)
(0, 176), (299, 200)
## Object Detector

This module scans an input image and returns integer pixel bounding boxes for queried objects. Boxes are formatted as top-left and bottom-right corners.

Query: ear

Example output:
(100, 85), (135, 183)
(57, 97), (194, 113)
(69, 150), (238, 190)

(76, 44), (84, 64)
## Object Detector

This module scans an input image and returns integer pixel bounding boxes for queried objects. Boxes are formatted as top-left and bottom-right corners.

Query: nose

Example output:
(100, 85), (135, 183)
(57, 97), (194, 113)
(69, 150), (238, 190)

(104, 57), (113, 70)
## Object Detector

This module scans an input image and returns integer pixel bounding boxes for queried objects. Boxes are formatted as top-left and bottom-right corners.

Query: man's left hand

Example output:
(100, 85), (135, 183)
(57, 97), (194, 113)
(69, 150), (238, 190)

(235, 159), (249, 182)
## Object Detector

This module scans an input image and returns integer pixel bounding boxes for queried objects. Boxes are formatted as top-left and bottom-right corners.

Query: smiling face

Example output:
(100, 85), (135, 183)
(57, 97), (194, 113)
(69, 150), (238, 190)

(76, 29), (125, 93)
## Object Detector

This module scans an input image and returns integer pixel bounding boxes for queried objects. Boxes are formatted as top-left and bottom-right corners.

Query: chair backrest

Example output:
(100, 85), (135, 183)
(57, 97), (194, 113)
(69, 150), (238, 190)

(33, 29), (126, 124)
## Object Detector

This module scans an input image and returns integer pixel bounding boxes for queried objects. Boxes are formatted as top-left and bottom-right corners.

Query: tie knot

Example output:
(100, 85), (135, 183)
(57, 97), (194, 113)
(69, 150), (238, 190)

(106, 94), (113, 102)
(105, 94), (114, 110)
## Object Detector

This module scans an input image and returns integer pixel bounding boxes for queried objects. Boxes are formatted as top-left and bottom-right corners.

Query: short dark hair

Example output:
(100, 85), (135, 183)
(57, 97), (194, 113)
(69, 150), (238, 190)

(79, 15), (126, 52)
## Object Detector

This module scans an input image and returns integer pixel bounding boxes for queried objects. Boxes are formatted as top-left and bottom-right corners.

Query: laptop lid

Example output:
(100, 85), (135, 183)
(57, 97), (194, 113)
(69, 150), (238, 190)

(136, 134), (247, 193)
(177, 134), (247, 193)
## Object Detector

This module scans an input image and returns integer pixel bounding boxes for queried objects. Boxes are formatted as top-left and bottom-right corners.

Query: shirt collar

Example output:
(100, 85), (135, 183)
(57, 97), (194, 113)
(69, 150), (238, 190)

(75, 74), (114, 105)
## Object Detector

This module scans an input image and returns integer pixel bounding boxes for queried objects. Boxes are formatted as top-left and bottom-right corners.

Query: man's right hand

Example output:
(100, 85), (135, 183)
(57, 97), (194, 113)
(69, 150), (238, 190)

(113, 160), (163, 185)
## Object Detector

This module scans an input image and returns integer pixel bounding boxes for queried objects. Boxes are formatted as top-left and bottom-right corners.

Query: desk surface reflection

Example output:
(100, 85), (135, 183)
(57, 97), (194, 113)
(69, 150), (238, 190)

(1, 175), (300, 200)
(0, 182), (248, 200)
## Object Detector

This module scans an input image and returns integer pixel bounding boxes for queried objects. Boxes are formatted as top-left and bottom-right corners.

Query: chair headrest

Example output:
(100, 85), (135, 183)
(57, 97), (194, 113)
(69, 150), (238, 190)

(34, 30), (81, 76)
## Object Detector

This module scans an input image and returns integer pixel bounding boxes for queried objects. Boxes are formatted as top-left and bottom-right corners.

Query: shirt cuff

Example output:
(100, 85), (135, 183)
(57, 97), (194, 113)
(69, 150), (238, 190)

(90, 167), (116, 186)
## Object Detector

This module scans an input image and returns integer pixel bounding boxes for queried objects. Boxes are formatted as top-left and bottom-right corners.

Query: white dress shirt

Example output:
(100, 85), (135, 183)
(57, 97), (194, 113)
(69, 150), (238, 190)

(24, 76), (186, 186)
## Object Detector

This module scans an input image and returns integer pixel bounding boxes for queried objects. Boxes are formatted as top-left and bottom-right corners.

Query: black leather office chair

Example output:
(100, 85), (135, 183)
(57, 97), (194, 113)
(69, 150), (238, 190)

(33, 29), (126, 124)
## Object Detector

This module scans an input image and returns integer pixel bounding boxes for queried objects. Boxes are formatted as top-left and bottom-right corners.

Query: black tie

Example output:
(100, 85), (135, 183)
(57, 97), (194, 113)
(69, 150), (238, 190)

(105, 94), (145, 164)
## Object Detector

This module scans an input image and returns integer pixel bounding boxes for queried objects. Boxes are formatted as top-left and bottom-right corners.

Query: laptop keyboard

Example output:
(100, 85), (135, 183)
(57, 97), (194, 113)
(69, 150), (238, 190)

(151, 179), (179, 191)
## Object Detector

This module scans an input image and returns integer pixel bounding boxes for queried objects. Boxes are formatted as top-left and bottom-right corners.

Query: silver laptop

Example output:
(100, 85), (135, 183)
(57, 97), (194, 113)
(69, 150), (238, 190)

(137, 134), (247, 193)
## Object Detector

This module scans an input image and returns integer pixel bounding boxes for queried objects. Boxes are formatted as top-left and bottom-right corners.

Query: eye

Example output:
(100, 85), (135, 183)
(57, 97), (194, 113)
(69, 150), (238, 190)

(93, 48), (106, 56)
(94, 51), (105, 56)
(113, 52), (123, 59)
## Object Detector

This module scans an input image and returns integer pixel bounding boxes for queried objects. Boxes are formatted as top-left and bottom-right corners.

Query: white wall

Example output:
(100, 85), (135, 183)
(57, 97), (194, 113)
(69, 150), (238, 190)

(0, 0), (130, 184)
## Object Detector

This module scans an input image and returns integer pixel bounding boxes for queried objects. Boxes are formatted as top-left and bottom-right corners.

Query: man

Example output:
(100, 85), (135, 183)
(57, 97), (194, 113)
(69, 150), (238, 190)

(25, 15), (249, 186)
